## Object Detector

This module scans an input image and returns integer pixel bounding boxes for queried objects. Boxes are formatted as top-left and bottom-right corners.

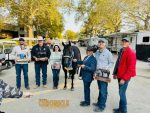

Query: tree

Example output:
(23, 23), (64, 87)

(1, 1), (62, 41)
(34, 7), (64, 38)
(122, 0), (150, 30)
(76, 0), (122, 36)
(0, 15), (5, 29)
(64, 30), (78, 40)
(0, 0), (65, 46)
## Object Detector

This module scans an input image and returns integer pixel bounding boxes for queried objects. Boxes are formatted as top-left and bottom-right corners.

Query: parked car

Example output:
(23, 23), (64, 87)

(1, 40), (17, 68)
(0, 42), (7, 71)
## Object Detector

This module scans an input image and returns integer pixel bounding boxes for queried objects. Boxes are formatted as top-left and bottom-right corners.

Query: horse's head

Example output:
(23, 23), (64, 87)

(92, 45), (98, 53)
(62, 41), (73, 70)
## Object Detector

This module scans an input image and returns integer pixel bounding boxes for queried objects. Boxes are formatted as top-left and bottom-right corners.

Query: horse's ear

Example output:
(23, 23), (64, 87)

(68, 41), (71, 46)
(62, 42), (65, 46)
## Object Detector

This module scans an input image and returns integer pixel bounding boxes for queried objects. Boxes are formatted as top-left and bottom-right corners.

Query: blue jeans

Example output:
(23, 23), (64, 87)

(83, 81), (91, 104)
(15, 64), (29, 88)
(97, 81), (108, 109)
(118, 79), (129, 113)
(52, 69), (60, 87)
(35, 63), (47, 86)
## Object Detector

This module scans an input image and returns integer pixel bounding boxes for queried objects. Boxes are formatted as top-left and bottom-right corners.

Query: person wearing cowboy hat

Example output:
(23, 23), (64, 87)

(80, 46), (97, 107)
(31, 36), (51, 89)
(11, 37), (31, 90)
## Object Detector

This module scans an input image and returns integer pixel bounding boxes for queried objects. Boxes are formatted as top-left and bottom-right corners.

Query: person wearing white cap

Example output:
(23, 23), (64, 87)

(31, 36), (51, 88)
(93, 38), (114, 112)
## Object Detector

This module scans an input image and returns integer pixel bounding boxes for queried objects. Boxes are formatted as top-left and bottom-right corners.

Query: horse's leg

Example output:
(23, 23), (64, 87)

(68, 68), (71, 79)
(71, 70), (75, 91)
(64, 69), (67, 89)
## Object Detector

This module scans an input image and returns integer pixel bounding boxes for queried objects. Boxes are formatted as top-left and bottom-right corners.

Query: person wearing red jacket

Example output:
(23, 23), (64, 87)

(113, 37), (136, 113)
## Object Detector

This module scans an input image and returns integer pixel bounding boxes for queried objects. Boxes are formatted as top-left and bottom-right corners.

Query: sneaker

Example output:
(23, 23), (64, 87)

(80, 102), (90, 106)
(113, 108), (122, 113)
(34, 85), (39, 89)
(93, 107), (104, 112)
(92, 102), (98, 107)
(17, 87), (21, 90)
(80, 101), (86, 104)
(78, 76), (82, 80)
(113, 108), (120, 112)
(25, 86), (30, 90)
(53, 86), (57, 89)
(43, 85), (47, 88)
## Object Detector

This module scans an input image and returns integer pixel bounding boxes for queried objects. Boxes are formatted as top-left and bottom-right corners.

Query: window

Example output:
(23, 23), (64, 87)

(130, 37), (133, 42)
(143, 36), (150, 42)
(20, 27), (24, 31)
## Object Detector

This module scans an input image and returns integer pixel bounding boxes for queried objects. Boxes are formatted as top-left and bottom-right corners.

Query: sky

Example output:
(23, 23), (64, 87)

(63, 12), (83, 33)
(62, 11), (134, 33)
(62, 0), (83, 33)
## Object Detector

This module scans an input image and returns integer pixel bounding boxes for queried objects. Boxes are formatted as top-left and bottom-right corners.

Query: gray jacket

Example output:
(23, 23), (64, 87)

(95, 48), (114, 77)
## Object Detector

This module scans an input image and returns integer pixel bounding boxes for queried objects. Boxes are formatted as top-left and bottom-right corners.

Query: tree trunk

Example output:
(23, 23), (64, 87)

(144, 18), (149, 30)
(28, 25), (34, 48)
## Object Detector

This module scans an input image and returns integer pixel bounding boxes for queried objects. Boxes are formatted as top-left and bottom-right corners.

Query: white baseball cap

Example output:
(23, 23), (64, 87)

(37, 36), (44, 41)
(122, 37), (130, 42)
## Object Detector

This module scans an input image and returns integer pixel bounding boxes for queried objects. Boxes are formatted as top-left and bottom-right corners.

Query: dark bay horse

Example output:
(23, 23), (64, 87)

(62, 41), (81, 91)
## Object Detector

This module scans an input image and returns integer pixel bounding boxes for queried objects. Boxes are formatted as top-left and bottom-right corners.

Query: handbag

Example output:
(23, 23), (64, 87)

(95, 69), (110, 78)
(51, 63), (61, 69)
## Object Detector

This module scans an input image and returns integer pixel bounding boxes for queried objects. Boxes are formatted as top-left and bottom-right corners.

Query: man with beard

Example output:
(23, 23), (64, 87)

(12, 38), (31, 90)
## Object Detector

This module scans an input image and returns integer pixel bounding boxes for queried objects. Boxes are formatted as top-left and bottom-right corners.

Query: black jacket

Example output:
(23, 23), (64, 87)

(31, 44), (51, 64)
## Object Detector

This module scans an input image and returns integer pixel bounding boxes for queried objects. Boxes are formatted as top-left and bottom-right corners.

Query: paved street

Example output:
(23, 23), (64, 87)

(0, 47), (150, 113)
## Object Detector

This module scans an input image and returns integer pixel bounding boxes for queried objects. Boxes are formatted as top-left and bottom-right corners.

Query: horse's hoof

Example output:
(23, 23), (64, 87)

(70, 87), (74, 91)
(63, 86), (67, 90)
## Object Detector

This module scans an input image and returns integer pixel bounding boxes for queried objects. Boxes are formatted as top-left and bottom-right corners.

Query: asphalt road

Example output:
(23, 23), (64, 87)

(0, 47), (150, 113)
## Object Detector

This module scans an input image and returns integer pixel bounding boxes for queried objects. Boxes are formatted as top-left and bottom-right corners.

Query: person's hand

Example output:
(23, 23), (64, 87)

(27, 59), (31, 62)
(73, 59), (77, 62)
(35, 58), (39, 61)
(93, 73), (96, 79)
(113, 75), (117, 79)
(80, 64), (85, 68)
(40, 58), (45, 61)
(38, 57), (47, 61)
(119, 79), (125, 85)
(15, 58), (19, 62)
(44, 57), (48, 61)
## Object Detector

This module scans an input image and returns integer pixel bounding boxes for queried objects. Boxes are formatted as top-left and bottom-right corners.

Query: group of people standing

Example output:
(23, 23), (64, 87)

(12, 36), (63, 90)
(79, 38), (136, 113)
(0, 36), (136, 113)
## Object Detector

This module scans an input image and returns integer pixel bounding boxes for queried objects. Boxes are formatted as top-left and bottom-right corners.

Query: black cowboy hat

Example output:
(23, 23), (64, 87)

(19, 38), (25, 41)
(86, 46), (94, 51)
